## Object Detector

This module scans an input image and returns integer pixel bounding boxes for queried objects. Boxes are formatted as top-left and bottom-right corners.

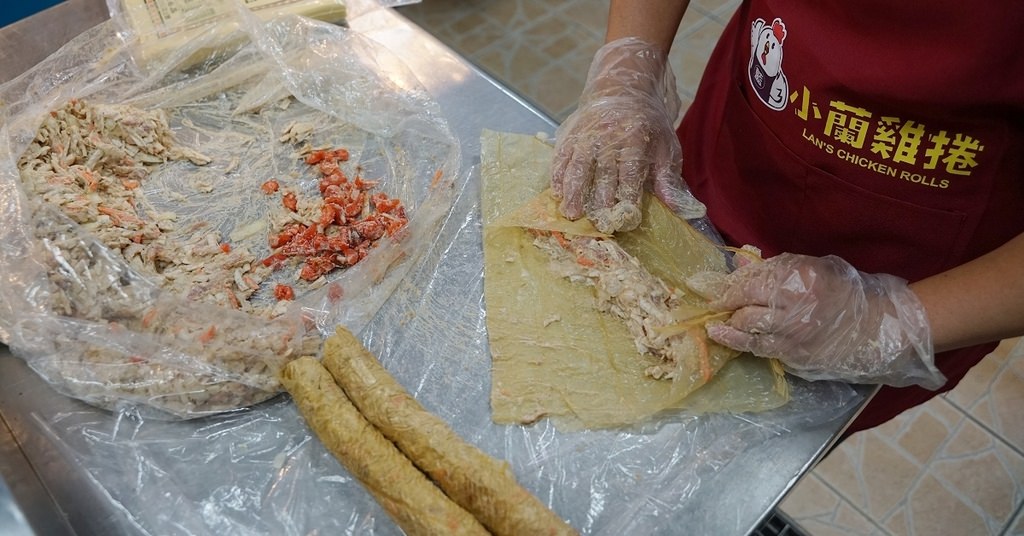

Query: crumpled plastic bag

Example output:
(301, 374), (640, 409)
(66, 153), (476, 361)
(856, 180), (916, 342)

(0, 1), (459, 419)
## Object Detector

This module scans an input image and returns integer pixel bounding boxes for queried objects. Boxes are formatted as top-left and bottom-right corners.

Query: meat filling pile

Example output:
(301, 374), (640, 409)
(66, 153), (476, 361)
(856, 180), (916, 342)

(532, 231), (720, 383)
(17, 99), (281, 314)
(18, 99), (408, 317)
(13, 98), (410, 416)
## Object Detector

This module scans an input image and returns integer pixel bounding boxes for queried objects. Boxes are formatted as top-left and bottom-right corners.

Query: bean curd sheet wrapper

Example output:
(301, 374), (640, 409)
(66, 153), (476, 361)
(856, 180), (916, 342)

(0, 1), (460, 419)
(482, 131), (789, 429)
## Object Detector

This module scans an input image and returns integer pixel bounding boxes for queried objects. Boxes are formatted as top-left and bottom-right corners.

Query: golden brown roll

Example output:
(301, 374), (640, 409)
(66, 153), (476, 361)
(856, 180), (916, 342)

(323, 328), (577, 536)
(280, 356), (489, 536)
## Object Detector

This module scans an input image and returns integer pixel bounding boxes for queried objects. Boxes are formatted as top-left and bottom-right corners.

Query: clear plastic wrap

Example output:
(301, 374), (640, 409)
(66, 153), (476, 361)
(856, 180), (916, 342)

(0, 2), (459, 419)
(22, 132), (866, 536)
(30, 163), (864, 533)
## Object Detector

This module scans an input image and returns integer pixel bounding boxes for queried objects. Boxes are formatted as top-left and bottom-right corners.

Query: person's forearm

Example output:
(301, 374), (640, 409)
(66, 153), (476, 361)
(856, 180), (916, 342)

(910, 232), (1024, 353)
(606, 0), (690, 54)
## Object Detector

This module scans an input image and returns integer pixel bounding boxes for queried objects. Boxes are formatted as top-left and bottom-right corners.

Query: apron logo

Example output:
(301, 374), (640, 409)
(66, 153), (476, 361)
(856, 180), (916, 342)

(748, 17), (789, 111)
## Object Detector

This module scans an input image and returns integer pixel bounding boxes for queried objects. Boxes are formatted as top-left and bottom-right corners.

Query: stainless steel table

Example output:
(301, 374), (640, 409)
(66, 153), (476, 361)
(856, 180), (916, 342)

(0, 2), (873, 534)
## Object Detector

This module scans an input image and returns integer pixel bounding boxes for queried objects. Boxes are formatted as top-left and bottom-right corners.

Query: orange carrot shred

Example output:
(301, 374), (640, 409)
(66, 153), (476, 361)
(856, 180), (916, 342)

(688, 327), (713, 383)
(199, 326), (217, 343)
(141, 308), (158, 329)
(551, 231), (570, 249)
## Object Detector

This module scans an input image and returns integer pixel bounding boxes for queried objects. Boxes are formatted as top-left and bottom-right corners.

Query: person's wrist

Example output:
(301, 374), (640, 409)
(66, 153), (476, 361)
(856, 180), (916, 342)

(849, 274), (944, 388)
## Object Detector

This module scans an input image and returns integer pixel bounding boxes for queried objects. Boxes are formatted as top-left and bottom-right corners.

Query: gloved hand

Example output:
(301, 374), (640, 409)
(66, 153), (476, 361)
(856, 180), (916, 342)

(551, 37), (705, 234)
(704, 253), (946, 389)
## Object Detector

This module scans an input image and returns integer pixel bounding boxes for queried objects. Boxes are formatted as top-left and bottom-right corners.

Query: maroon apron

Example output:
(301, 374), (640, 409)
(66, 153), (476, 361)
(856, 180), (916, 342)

(680, 1), (1024, 435)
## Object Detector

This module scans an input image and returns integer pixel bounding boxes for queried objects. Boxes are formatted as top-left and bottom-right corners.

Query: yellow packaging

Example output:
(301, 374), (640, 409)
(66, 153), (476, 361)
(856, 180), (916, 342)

(112, 0), (347, 67)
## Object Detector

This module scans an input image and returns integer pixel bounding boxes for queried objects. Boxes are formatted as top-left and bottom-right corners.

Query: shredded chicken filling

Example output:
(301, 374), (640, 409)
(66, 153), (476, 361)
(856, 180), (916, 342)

(13, 99), (321, 417)
(532, 231), (712, 381)
(16, 98), (282, 316)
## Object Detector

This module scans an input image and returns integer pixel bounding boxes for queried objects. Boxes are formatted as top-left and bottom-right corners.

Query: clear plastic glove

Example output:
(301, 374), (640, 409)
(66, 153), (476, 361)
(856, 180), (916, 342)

(704, 253), (947, 389)
(551, 37), (705, 234)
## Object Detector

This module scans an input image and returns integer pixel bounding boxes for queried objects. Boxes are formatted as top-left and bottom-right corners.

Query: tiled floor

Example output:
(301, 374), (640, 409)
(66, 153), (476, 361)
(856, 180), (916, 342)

(396, 0), (738, 122)
(781, 337), (1024, 535)
(395, 2), (1024, 534)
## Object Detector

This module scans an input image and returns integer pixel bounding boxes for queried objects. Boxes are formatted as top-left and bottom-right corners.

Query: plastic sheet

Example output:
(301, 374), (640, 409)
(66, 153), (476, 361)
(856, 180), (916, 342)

(32, 169), (864, 532)
(0, 1), (459, 419)
(6, 4), (866, 535)
(26, 144), (865, 535)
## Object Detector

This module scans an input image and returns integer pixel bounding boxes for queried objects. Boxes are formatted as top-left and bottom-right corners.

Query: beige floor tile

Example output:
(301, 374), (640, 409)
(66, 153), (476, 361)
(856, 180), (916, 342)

(503, 42), (550, 84)
(447, 11), (506, 53)
(944, 338), (1018, 404)
(809, 341), (1024, 535)
(1007, 506), (1024, 535)
(779, 473), (886, 535)
(871, 397), (961, 466)
(887, 474), (992, 535)
(401, 1), (727, 120)
(405, 1), (609, 121)
(532, 64), (587, 121)
(470, 36), (576, 119)
(669, 13), (727, 98)
(814, 430), (925, 521)
(692, 0), (742, 21)
(925, 419), (1024, 533)
(679, 94), (694, 120)
(541, 33), (580, 59)
(521, 11), (580, 46)
(474, 0), (553, 29)
(558, 0), (610, 38)
(818, 406), (1024, 535)
(945, 338), (1024, 453)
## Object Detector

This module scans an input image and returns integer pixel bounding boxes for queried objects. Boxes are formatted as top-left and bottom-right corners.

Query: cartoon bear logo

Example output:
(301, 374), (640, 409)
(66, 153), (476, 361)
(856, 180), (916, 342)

(748, 17), (788, 111)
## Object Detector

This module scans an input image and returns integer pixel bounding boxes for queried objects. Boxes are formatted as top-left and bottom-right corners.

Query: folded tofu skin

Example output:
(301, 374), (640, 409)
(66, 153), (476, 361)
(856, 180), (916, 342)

(481, 130), (788, 430)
